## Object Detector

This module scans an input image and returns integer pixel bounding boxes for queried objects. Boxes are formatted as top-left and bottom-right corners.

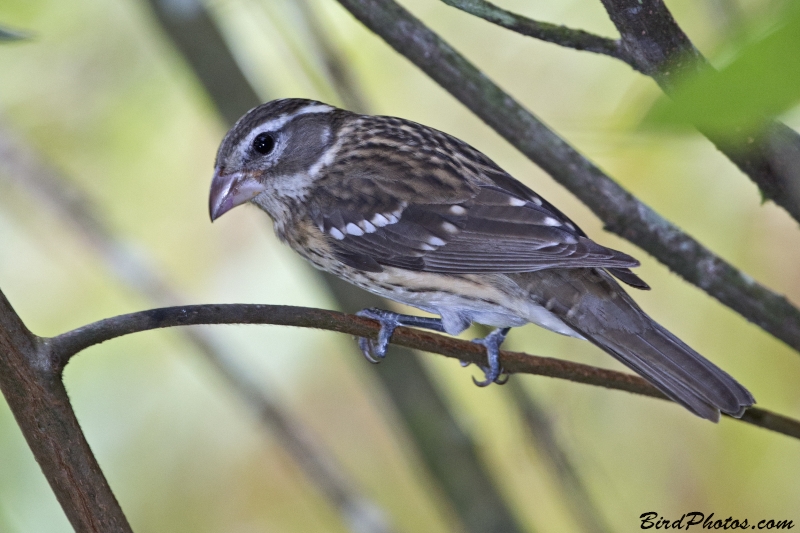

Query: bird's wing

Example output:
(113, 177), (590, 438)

(309, 182), (639, 275)
(307, 119), (643, 279)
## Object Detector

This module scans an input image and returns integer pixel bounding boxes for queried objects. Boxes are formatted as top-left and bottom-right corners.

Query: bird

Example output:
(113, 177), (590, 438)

(209, 98), (754, 422)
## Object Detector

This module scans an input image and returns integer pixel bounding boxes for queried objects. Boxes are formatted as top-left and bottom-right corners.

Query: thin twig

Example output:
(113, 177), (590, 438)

(442, 0), (641, 70)
(44, 303), (800, 440)
(334, 0), (800, 355)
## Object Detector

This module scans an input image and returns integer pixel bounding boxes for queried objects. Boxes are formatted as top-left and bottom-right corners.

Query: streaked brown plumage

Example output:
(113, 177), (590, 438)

(209, 98), (754, 421)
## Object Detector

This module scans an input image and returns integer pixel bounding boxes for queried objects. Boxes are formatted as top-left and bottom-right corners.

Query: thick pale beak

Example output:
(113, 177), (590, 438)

(209, 169), (267, 221)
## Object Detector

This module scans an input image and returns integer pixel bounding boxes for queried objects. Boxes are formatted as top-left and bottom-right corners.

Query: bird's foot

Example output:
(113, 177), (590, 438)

(465, 327), (511, 387)
(356, 308), (399, 363)
(356, 308), (444, 363)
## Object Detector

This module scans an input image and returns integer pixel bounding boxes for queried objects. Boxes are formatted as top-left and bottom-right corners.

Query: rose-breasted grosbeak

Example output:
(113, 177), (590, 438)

(209, 98), (754, 421)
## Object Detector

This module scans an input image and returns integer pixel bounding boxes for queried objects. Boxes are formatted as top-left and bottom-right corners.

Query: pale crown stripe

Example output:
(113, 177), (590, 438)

(238, 104), (334, 158)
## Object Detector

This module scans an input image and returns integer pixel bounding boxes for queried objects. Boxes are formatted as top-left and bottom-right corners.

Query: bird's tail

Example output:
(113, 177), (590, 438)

(515, 269), (755, 421)
(575, 318), (754, 421)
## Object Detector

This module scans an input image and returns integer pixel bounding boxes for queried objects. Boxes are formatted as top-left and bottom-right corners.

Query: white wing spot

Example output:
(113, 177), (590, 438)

(345, 222), (364, 236)
(418, 243), (437, 251)
(542, 217), (562, 226)
(386, 213), (399, 224)
(508, 197), (527, 206)
(531, 197), (543, 206)
(565, 222), (576, 231)
(371, 213), (390, 227)
(449, 205), (467, 215)
(428, 236), (446, 246)
(360, 220), (377, 233)
(441, 222), (459, 233)
(329, 227), (345, 240)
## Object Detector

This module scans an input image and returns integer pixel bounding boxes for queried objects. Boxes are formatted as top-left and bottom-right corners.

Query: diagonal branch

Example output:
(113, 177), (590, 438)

(597, 0), (800, 224)
(334, 0), (800, 355)
(442, 0), (642, 70)
(444, 0), (800, 224)
(45, 302), (800, 440)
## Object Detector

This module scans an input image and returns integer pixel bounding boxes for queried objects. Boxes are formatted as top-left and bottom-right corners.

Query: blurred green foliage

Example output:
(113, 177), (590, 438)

(0, 0), (799, 532)
(645, 1), (800, 137)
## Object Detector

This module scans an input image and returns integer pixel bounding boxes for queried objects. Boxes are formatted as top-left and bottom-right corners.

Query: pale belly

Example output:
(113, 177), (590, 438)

(336, 265), (583, 339)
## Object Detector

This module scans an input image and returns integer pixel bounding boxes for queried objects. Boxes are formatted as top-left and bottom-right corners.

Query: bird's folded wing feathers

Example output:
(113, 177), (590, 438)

(309, 171), (641, 275)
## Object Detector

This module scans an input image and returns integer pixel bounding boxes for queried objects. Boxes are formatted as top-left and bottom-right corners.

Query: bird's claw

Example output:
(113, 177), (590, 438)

(356, 308), (400, 363)
(464, 327), (511, 387)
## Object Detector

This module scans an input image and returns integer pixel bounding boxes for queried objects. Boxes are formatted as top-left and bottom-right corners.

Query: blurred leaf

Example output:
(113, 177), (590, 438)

(643, 4), (800, 137)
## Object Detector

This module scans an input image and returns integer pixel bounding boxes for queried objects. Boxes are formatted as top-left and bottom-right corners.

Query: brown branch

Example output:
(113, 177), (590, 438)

(0, 290), (132, 533)
(442, 0), (642, 70)
(44, 302), (800, 440)
(333, 0), (800, 355)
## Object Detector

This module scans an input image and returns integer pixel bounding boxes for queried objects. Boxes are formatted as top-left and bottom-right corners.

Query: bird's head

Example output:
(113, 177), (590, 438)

(209, 98), (339, 221)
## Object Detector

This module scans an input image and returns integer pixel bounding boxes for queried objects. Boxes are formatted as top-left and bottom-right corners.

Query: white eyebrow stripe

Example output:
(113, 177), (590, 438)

(257, 104), (334, 133)
(239, 104), (335, 154)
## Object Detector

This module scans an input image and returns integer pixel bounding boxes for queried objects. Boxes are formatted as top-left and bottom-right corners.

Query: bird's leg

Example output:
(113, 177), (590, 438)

(356, 308), (445, 363)
(466, 327), (511, 387)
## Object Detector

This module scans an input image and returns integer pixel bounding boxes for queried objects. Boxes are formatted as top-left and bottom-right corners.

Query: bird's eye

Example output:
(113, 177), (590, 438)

(252, 132), (275, 155)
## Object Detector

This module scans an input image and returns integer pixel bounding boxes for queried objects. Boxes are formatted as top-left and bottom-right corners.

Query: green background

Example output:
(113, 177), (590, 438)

(0, 0), (798, 531)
